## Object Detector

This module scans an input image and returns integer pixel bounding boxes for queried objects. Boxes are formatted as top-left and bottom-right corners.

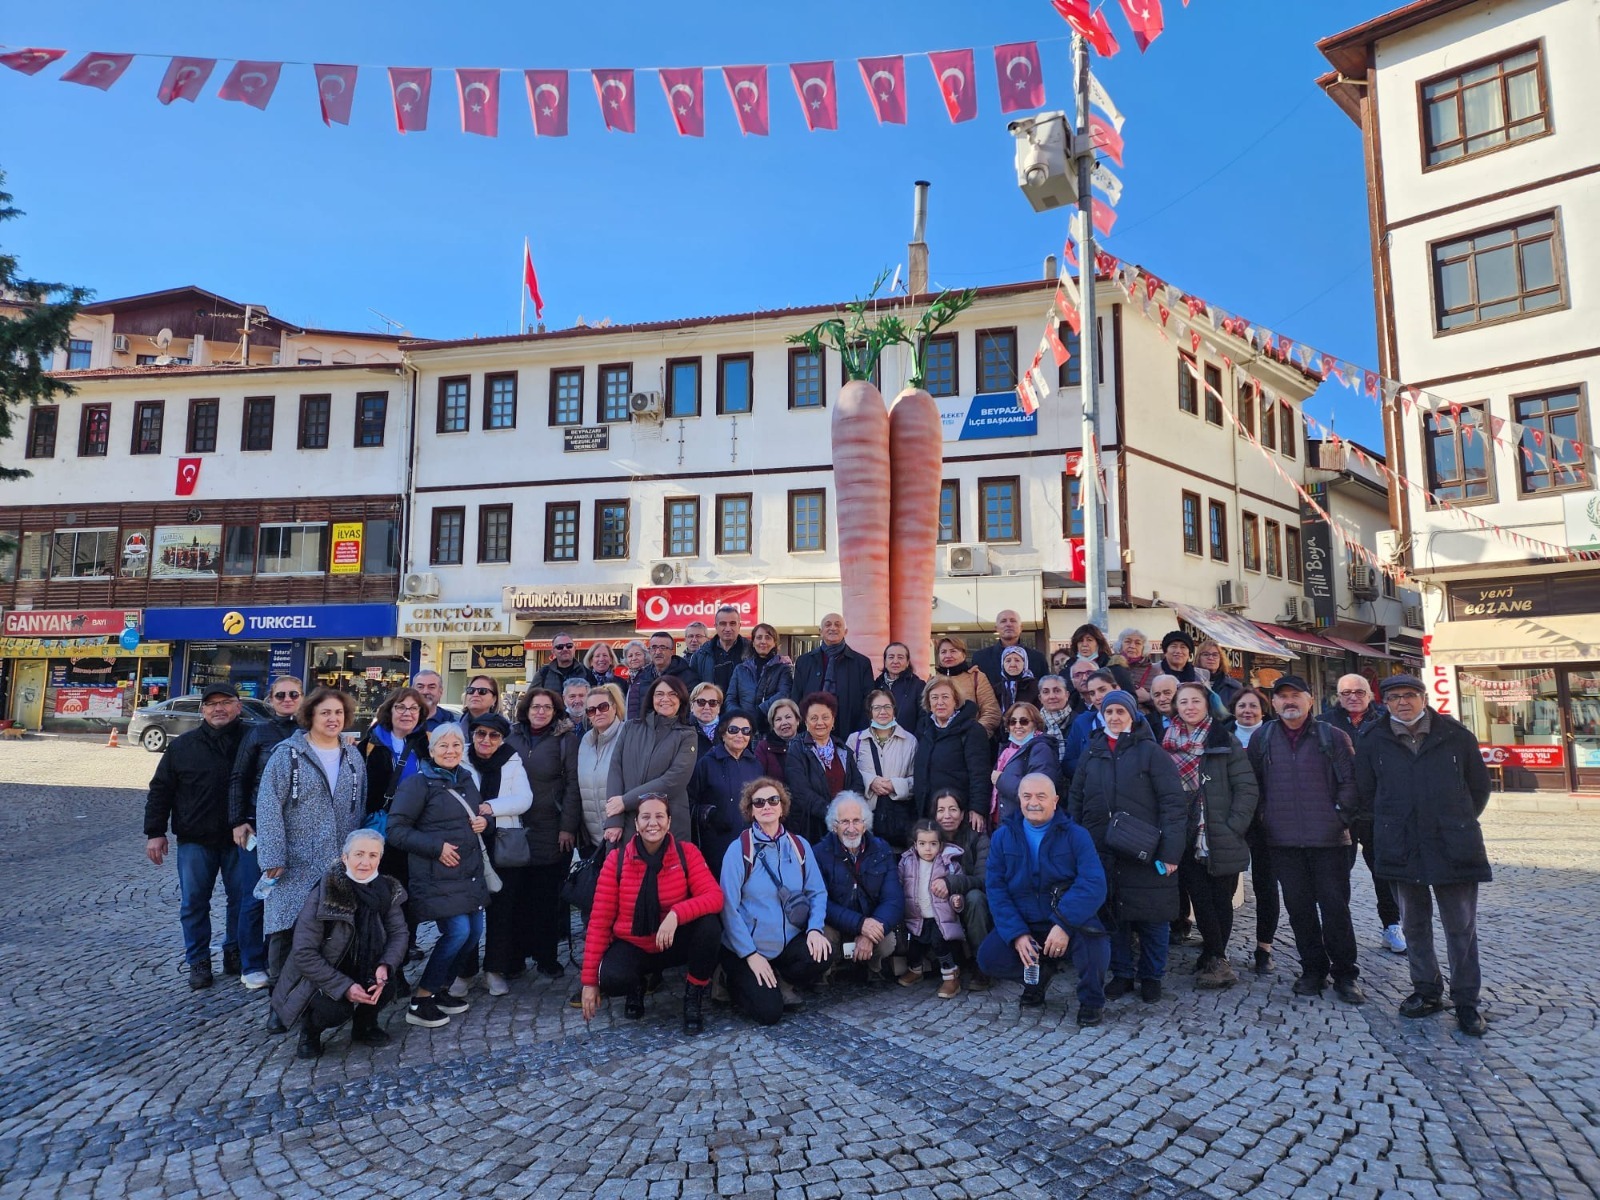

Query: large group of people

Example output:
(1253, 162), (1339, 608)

(143, 607), (1495, 1056)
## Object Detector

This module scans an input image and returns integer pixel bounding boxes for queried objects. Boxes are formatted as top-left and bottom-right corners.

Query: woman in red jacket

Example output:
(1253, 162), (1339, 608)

(580, 792), (724, 1034)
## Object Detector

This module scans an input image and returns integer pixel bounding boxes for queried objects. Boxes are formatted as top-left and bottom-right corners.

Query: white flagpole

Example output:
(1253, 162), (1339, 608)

(520, 237), (528, 333)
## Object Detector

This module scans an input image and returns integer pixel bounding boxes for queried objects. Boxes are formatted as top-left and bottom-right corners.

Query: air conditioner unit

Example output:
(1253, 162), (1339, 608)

(946, 544), (990, 576)
(1280, 597), (1312, 625)
(1350, 564), (1380, 600)
(1375, 530), (1403, 564)
(112, 334), (128, 353)
(629, 391), (664, 420)
(363, 637), (404, 657)
(649, 561), (677, 586)
(1403, 604), (1425, 631)
(402, 571), (440, 599)
(1217, 579), (1247, 610)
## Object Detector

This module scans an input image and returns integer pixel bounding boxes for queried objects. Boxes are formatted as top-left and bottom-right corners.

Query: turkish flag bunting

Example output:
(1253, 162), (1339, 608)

(456, 68), (500, 136)
(524, 70), (569, 136)
(1052, 0), (1120, 56)
(1063, 236), (1078, 267)
(217, 61), (282, 110)
(175, 458), (201, 497)
(0, 48), (65, 76)
(388, 67), (432, 133)
(314, 64), (357, 126)
(927, 49), (977, 123)
(993, 42), (1045, 114)
(659, 67), (705, 137)
(790, 61), (838, 131)
(1092, 200), (1117, 237)
(1117, 0), (1166, 52)
(1046, 320), (1071, 367)
(157, 57), (217, 105)
(592, 69), (636, 132)
(859, 55), (906, 124)
(721, 65), (769, 136)
(61, 52), (134, 90)
(1089, 112), (1124, 165)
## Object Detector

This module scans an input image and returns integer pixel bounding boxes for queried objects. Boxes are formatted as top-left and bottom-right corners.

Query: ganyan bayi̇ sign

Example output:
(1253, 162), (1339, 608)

(2, 609), (140, 637)
(397, 603), (510, 638)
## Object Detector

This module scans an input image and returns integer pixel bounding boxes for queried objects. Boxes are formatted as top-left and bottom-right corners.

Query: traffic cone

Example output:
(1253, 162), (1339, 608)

(105, 728), (120, 748)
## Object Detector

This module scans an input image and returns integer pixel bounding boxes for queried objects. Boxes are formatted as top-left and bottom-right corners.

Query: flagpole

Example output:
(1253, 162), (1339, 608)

(1074, 33), (1107, 632)
(520, 237), (528, 334)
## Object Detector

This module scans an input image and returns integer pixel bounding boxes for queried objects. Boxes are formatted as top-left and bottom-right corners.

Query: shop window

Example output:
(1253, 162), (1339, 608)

(1515, 387), (1588, 494)
(545, 503), (578, 561)
(788, 490), (825, 552)
(305, 645), (410, 731)
(25, 405), (58, 458)
(1286, 527), (1303, 583)
(979, 477), (1020, 543)
(600, 364), (632, 423)
(431, 507), (465, 565)
(666, 358), (701, 418)
(925, 334), (958, 398)
(939, 480), (960, 543)
(131, 401), (164, 455)
(717, 495), (753, 555)
(222, 526), (256, 575)
(549, 369), (583, 427)
(977, 328), (1018, 393)
(1457, 667), (1561, 762)
(257, 523), (327, 575)
(355, 393), (388, 447)
(788, 348), (823, 409)
(485, 372), (518, 429)
(363, 518), (400, 575)
(18, 532), (50, 580)
(50, 528), (117, 578)
(480, 504), (513, 563)
(78, 404), (110, 457)
(242, 396), (274, 451)
(595, 500), (629, 560)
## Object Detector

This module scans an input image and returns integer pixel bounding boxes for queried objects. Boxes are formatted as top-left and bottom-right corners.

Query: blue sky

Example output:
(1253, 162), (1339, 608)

(1, 0), (1387, 446)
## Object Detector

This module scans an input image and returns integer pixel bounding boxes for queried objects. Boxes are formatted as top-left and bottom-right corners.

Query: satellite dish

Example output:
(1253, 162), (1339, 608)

(154, 355), (173, 366)
(154, 328), (173, 350)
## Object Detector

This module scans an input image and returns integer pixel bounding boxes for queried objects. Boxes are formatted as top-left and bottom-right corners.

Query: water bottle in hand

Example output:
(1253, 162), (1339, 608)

(252, 873), (277, 901)
(1022, 938), (1042, 986)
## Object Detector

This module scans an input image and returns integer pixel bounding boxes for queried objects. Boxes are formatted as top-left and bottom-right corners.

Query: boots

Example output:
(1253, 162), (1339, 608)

(296, 1015), (323, 1060)
(937, 967), (961, 1000)
(352, 1006), (392, 1047)
(683, 979), (710, 1035)
(624, 984), (646, 1019)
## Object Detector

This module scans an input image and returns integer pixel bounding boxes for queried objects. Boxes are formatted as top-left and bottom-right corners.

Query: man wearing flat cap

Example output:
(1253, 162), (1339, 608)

(1353, 675), (1492, 1037)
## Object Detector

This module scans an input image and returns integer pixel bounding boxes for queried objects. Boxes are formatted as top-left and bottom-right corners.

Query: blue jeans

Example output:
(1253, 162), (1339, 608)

(977, 924), (1111, 1010)
(418, 909), (484, 995)
(234, 841), (266, 972)
(176, 840), (264, 972)
(1110, 920), (1170, 981)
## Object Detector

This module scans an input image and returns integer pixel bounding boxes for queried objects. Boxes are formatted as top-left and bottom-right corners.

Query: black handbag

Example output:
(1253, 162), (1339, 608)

(560, 842), (610, 917)
(1104, 809), (1163, 864)
(494, 825), (531, 868)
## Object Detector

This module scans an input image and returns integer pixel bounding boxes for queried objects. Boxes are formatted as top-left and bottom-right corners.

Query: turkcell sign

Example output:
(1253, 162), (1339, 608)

(142, 603), (398, 641)
(937, 391), (1038, 442)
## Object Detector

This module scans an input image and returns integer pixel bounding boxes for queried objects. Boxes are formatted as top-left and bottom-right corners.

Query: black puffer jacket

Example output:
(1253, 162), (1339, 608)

(1184, 720), (1258, 876)
(1068, 723), (1188, 924)
(912, 706), (991, 820)
(385, 764), (490, 923)
(509, 717), (580, 866)
(356, 724), (430, 818)
(993, 734), (1063, 825)
(1354, 710), (1492, 887)
(145, 717), (246, 845)
(228, 714), (297, 827)
(783, 736), (865, 845)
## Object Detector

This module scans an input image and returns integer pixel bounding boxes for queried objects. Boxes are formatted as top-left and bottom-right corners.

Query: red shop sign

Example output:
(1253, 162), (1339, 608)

(636, 585), (759, 631)
(1479, 744), (1565, 770)
(2, 609), (140, 637)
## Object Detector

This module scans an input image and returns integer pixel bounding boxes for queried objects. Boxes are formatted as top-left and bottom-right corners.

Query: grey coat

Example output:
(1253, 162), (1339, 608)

(606, 712), (698, 844)
(269, 867), (409, 1028)
(255, 731), (367, 936)
(576, 719), (625, 847)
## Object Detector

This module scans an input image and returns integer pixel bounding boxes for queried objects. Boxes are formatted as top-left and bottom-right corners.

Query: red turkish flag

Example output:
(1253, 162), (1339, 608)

(1046, 320), (1071, 367)
(524, 70), (569, 136)
(721, 65), (769, 136)
(592, 69), (636, 132)
(1052, 0), (1121, 56)
(523, 241), (544, 319)
(157, 57), (217, 105)
(1089, 112), (1124, 165)
(389, 67), (431, 132)
(927, 49), (977, 123)
(175, 458), (201, 497)
(790, 61), (838, 131)
(1068, 538), (1087, 582)
(0, 48), (65, 76)
(1117, 0), (1166, 52)
(659, 67), (705, 137)
(314, 64), (357, 126)
(217, 61), (282, 110)
(858, 55), (906, 124)
(61, 52), (133, 90)
(1092, 200), (1118, 237)
(456, 68), (500, 136)
(994, 42), (1045, 114)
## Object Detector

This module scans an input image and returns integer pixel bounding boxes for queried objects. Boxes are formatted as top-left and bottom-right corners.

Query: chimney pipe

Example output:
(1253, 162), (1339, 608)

(1044, 254), (1058, 281)
(908, 180), (930, 296)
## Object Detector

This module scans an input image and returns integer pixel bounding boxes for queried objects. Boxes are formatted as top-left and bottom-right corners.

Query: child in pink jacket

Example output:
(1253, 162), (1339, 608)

(897, 820), (968, 998)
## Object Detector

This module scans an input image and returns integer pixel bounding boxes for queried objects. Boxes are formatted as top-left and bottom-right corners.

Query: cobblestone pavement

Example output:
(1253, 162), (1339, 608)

(1, 739), (1597, 1199)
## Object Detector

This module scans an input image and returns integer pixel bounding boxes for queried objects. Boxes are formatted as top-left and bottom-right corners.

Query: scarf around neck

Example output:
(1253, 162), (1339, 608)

(630, 836), (671, 936)
(810, 737), (837, 769)
(470, 741), (516, 802)
(1163, 719), (1210, 792)
(344, 873), (393, 984)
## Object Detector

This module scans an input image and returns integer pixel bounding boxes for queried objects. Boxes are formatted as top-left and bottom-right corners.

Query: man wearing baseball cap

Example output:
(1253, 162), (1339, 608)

(1353, 675), (1492, 1036)
(1246, 674), (1364, 1005)
(143, 683), (250, 991)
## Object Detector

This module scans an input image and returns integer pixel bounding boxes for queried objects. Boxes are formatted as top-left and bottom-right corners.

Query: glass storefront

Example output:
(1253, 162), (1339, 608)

(43, 655), (172, 732)
(306, 641), (412, 730)
(186, 642), (292, 702)
(1457, 666), (1570, 791)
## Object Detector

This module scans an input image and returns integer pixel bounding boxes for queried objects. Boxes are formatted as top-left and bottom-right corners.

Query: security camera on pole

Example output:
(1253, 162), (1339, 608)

(1007, 29), (1108, 631)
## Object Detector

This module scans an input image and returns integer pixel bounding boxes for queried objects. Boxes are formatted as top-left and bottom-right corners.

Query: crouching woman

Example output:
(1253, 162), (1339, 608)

(270, 828), (409, 1059)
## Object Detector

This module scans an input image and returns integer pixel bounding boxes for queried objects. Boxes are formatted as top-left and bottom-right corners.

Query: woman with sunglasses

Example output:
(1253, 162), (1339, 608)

(507, 687), (580, 980)
(688, 709), (765, 877)
(458, 676), (501, 738)
(991, 702), (1062, 827)
(688, 682), (724, 758)
(607, 675), (698, 845)
(465, 712), (534, 996)
(357, 686), (432, 972)
(576, 684), (627, 849)
(719, 778), (831, 1025)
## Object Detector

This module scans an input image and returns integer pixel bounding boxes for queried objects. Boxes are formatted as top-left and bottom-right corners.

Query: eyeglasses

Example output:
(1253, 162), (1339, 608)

(392, 703), (420, 714)
(1336, 689), (1368, 697)
(529, 702), (555, 712)
(693, 698), (720, 707)
(472, 730), (503, 739)
(584, 701), (611, 715)
(725, 725), (753, 736)
(1006, 717), (1035, 727)
(201, 699), (235, 709)
(272, 690), (301, 701)
(465, 686), (495, 696)
(750, 794), (782, 808)
(553, 643), (574, 651)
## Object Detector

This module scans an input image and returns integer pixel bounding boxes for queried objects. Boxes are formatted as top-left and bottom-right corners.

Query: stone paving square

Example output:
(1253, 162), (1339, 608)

(0, 740), (1596, 1198)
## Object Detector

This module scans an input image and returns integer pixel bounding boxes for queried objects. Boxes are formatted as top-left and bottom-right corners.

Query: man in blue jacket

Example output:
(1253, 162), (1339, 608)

(813, 793), (904, 979)
(977, 772), (1109, 1025)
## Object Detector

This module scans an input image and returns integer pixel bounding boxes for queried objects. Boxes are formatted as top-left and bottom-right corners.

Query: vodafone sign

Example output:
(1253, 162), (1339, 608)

(636, 585), (759, 630)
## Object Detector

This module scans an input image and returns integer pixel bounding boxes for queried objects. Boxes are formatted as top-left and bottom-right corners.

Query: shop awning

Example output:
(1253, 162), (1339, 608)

(1166, 603), (1294, 660)
(1253, 622), (1346, 659)
(1426, 614), (1600, 666)
(1323, 633), (1398, 661)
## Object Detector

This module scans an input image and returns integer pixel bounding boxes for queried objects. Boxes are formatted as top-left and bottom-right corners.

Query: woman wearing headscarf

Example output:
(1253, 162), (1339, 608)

(995, 645), (1041, 715)
(465, 712), (533, 996)
(932, 635), (1001, 737)
(725, 623), (793, 733)
(508, 687), (580, 980)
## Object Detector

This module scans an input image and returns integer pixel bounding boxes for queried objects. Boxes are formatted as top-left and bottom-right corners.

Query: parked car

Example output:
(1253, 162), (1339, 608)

(129, 696), (274, 752)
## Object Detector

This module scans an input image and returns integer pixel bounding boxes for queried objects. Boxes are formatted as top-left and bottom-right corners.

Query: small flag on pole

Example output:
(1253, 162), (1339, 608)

(523, 239), (544, 321)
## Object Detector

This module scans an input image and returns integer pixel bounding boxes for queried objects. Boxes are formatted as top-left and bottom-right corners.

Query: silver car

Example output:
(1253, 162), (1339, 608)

(128, 696), (274, 753)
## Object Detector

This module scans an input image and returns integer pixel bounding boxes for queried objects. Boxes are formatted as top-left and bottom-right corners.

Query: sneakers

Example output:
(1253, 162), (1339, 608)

(1399, 992), (1446, 1019)
(188, 962), (214, 991)
(1104, 976), (1135, 1000)
(1456, 1005), (1487, 1037)
(1332, 979), (1367, 1006)
(937, 969), (962, 1000)
(1254, 948), (1275, 976)
(1292, 974), (1326, 997)
(1195, 958), (1237, 990)
(222, 946), (241, 977)
(433, 994), (470, 1016)
(240, 971), (270, 991)
(1382, 924), (1407, 954)
(406, 996), (450, 1028)
(485, 972), (510, 997)
(897, 967), (925, 988)
(1076, 1006), (1104, 1027)
(447, 975), (475, 999)
(1140, 978), (1162, 1003)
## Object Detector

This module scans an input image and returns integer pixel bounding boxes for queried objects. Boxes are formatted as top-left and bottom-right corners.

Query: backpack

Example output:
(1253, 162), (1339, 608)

(740, 827), (808, 877)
